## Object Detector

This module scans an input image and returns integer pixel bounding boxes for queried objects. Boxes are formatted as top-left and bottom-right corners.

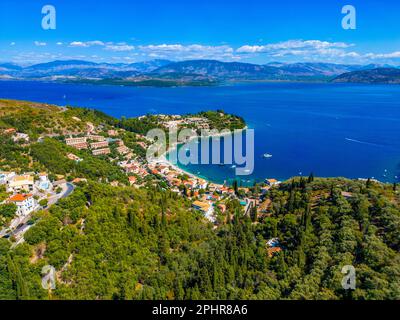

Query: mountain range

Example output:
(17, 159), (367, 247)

(0, 59), (398, 86)
(331, 67), (400, 84)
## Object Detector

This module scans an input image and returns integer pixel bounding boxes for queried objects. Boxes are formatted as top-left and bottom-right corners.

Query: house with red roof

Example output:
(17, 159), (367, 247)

(8, 194), (37, 217)
(267, 247), (282, 258)
(128, 176), (137, 186)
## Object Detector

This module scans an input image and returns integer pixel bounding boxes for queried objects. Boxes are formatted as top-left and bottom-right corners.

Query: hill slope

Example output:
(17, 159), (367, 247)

(1, 177), (399, 300)
(332, 68), (400, 84)
(152, 60), (365, 81)
(0, 99), (113, 136)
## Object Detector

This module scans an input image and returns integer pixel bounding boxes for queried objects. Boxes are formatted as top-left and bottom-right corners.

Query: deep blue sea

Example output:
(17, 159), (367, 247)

(1, 80), (399, 184)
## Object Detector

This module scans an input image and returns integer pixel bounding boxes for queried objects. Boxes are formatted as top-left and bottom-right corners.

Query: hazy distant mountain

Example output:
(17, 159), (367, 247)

(0, 59), (173, 80)
(332, 68), (400, 84)
(151, 60), (368, 81)
(0, 59), (398, 85)
(273, 62), (362, 77)
(152, 60), (278, 80)
(128, 59), (173, 72)
(358, 63), (395, 70)
(25, 60), (99, 70)
(0, 60), (133, 79)
(0, 63), (23, 71)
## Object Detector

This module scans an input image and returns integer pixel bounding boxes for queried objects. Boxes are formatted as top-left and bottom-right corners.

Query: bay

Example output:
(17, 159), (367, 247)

(1, 80), (399, 184)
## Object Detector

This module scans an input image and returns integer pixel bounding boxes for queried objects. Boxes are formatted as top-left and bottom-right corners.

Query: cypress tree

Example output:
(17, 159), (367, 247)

(250, 205), (257, 222)
(233, 180), (239, 196)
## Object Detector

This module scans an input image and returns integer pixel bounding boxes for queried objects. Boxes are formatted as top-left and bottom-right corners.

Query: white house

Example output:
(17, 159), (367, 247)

(0, 171), (16, 185)
(36, 173), (53, 191)
(265, 179), (281, 187)
(7, 175), (35, 193)
(197, 179), (208, 190)
(267, 238), (280, 248)
(12, 132), (30, 143)
(8, 194), (37, 217)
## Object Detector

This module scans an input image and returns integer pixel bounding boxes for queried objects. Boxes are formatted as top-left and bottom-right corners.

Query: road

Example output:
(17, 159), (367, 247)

(10, 224), (33, 248)
(48, 182), (75, 206)
(1, 182), (76, 242)
(63, 183), (75, 198)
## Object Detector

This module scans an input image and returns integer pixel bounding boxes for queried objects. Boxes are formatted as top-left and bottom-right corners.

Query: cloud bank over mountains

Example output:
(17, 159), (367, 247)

(4, 39), (400, 65)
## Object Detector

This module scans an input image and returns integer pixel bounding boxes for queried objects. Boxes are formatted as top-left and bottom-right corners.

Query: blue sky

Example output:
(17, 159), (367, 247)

(1, 0), (400, 65)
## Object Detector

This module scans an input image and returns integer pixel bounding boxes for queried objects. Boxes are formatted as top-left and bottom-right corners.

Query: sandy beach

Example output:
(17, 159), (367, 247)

(154, 127), (248, 187)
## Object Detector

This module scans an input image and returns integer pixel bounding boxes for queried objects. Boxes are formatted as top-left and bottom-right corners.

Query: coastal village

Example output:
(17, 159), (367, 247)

(1, 99), (399, 301)
(0, 108), (285, 254)
(62, 115), (283, 223)
(61, 115), (283, 225)
(3, 105), (390, 259)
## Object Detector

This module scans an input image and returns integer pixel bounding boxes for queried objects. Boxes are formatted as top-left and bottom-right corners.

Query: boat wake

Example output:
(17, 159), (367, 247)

(345, 138), (383, 147)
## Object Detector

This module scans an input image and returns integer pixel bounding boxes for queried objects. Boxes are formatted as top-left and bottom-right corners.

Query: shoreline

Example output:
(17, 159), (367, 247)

(156, 127), (249, 187)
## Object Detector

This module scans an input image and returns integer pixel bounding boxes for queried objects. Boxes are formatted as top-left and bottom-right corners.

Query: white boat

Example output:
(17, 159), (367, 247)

(263, 153), (273, 158)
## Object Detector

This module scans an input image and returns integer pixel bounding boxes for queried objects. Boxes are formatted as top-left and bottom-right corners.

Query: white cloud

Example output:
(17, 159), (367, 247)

(365, 51), (400, 59)
(235, 40), (376, 63)
(138, 44), (238, 60)
(237, 40), (353, 53)
(69, 40), (135, 52)
(59, 39), (365, 62)
(8, 39), (400, 65)
(105, 44), (135, 52)
(236, 45), (263, 54)
(69, 40), (104, 47)
(34, 41), (47, 47)
(69, 41), (86, 47)
(87, 40), (105, 46)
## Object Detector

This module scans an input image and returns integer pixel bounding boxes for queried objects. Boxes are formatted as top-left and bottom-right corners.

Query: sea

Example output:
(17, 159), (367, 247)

(1, 80), (399, 185)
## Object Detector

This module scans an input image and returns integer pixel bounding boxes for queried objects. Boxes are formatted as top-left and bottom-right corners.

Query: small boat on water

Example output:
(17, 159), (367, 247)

(263, 153), (273, 159)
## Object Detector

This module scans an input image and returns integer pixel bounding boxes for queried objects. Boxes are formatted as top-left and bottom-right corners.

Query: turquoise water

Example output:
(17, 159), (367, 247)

(1, 80), (399, 184)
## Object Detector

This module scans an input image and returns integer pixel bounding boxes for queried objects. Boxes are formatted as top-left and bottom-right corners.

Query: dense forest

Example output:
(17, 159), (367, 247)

(1, 177), (399, 300)
(197, 110), (246, 131)
(0, 99), (114, 138)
